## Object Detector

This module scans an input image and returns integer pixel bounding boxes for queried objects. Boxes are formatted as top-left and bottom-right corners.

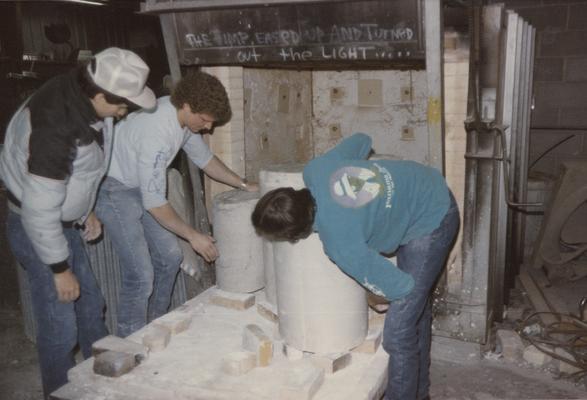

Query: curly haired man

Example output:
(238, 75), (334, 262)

(95, 71), (258, 337)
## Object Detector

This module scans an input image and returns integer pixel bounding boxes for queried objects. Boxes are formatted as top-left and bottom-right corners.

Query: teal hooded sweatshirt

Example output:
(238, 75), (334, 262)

(303, 133), (450, 300)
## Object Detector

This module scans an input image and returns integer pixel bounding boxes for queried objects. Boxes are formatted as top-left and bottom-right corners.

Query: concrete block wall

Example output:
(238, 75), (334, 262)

(492, 0), (587, 177)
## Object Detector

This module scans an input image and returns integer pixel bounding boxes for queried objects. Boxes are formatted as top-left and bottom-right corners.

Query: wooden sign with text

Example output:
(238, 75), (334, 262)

(161, 0), (423, 67)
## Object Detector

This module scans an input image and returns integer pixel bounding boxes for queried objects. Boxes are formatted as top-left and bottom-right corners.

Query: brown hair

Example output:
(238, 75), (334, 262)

(170, 71), (232, 127)
(251, 188), (316, 242)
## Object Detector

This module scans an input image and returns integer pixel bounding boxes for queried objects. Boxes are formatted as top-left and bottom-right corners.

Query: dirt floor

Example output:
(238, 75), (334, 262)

(1, 305), (586, 400)
(0, 307), (43, 400)
(430, 359), (586, 399)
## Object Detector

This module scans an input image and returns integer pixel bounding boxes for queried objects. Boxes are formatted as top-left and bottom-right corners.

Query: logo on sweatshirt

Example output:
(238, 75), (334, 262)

(329, 164), (396, 209)
(329, 166), (383, 208)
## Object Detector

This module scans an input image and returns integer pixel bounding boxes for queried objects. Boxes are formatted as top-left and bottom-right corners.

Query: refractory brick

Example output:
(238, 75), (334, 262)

(242, 324), (273, 367)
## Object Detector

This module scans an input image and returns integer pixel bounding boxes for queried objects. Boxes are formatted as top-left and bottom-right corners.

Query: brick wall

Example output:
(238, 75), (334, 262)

(494, 0), (587, 177)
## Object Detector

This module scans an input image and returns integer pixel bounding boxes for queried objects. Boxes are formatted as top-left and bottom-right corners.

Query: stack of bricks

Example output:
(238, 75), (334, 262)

(91, 308), (195, 378)
(210, 287), (256, 310)
(214, 295), (386, 399)
(222, 323), (274, 375)
(91, 335), (149, 378)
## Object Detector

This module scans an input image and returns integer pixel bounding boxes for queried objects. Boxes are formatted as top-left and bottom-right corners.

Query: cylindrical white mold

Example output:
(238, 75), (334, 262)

(274, 238), (368, 354)
(212, 190), (263, 293)
(258, 164), (305, 306)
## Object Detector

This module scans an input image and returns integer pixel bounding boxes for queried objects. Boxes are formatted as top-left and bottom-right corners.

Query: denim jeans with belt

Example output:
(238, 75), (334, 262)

(6, 210), (108, 399)
(95, 177), (183, 337)
(382, 193), (460, 400)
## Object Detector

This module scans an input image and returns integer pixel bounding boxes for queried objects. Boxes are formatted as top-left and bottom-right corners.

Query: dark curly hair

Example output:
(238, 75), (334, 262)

(252, 188), (316, 242)
(170, 71), (232, 127)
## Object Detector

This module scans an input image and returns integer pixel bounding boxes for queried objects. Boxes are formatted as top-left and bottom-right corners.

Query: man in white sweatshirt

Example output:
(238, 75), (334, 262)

(96, 71), (258, 337)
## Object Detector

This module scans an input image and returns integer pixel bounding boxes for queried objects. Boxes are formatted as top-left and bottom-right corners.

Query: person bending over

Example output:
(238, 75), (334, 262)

(252, 133), (459, 400)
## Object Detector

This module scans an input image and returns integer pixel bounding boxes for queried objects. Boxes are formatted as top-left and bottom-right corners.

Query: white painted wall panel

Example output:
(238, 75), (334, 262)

(311, 70), (429, 163)
(244, 68), (314, 180)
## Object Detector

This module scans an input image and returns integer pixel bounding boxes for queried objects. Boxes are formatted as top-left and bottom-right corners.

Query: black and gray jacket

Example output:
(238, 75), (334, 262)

(0, 70), (113, 270)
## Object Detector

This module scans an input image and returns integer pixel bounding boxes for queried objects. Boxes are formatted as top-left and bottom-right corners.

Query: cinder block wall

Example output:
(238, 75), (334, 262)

(492, 0), (587, 177)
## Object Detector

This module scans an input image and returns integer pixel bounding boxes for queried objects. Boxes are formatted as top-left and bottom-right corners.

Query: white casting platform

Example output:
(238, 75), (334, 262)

(56, 287), (388, 400)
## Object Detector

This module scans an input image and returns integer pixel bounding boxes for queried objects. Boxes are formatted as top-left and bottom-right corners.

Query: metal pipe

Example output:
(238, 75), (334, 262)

(496, 125), (543, 209)
(463, 123), (544, 209)
(532, 127), (587, 131)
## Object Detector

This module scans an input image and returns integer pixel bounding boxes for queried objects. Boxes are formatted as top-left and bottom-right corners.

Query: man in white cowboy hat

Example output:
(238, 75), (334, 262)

(0, 47), (155, 398)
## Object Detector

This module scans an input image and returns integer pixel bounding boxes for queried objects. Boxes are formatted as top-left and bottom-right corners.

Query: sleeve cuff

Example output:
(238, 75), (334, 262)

(143, 197), (168, 211)
(200, 152), (214, 169)
(49, 260), (69, 274)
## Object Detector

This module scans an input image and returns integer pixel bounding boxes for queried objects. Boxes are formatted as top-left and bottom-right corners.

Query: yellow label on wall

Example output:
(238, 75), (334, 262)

(427, 97), (442, 124)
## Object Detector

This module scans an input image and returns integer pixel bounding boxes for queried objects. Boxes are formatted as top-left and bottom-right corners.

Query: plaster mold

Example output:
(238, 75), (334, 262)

(258, 164), (306, 306)
(260, 165), (368, 353)
(274, 235), (368, 354)
(213, 190), (263, 293)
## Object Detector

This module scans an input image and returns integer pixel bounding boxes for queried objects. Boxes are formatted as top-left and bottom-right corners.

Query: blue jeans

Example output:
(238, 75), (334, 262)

(382, 193), (460, 400)
(95, 177), (182, 337)
(6, 210), (108, 399)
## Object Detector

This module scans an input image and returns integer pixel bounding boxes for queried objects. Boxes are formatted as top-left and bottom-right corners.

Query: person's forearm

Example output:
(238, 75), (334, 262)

(148, 203), (195, 240)
(203, 156), (246, 189)
(148, 202), (219, 262)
